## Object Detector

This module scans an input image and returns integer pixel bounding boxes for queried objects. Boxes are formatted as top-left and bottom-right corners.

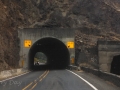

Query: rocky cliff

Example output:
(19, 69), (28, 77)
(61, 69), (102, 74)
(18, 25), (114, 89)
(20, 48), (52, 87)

(0, 0), (39, 70)
(0, 0), (120, 70)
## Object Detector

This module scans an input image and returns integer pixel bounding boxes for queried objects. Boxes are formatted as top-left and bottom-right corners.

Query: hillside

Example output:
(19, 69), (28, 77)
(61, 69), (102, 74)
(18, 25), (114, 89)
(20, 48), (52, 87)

(0, 0), (39, 70)
(0, 0), (120, 70)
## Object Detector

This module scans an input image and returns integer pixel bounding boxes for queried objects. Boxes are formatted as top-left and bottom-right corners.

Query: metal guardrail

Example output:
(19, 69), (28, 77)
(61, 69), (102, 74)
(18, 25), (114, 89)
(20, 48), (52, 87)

(68, 65), (81, 70)
(81, 67), (120, 87)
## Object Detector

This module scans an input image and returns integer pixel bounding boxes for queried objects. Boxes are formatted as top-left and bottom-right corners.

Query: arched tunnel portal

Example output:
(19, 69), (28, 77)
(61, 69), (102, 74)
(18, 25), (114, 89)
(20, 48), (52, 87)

(29, 37), (70, 70)
(18, 28), (75, 70)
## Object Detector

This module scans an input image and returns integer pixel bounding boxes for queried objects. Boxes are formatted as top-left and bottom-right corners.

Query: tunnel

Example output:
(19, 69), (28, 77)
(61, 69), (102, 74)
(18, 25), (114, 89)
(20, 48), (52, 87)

(28, 37), (70, 70)
(110, 55), (120, 75)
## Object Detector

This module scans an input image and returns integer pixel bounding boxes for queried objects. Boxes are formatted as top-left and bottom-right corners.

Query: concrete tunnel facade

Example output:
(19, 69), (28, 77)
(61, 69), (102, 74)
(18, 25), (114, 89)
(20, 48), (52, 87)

(18, 28), (75, 70)
(98, 41), (120, 74)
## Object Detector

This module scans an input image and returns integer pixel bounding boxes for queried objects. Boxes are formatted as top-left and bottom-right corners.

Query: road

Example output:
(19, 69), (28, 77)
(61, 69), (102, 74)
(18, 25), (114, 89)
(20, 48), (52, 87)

(0, 70), (120, 90)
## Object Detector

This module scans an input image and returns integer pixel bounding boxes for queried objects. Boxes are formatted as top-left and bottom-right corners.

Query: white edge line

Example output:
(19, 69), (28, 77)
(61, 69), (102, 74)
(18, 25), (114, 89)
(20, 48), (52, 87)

(66, 69), (98, 90)
(0, 71), (31, 82)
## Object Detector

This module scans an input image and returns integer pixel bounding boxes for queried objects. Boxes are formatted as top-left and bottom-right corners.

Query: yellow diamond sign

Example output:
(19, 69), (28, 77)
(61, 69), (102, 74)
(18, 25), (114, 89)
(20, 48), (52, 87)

(24, 40), (32, 47)
(67, 42), (74, 48)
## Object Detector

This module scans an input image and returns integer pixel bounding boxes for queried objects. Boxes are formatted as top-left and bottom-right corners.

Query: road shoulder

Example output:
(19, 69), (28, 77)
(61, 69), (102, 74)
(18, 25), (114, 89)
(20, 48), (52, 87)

(72, 70), (120, 90)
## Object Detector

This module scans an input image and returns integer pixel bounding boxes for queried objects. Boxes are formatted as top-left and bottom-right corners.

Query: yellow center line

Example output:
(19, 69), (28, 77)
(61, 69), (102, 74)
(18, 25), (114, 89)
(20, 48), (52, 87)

(30, 83), (37, 90)
(39, 70), (47, 78)
(22, 82), (33, 90)
(22, 70), (47, 90)
(43, 71), (49, 78)
(39, 70), (49, 82)
(30, 70), (49, 90)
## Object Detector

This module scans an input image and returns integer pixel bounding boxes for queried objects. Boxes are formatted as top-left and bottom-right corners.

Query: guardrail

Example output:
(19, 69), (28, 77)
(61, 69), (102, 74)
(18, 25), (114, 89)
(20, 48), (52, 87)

(81, 67), (120, 87)
(68, 65), (81, 70)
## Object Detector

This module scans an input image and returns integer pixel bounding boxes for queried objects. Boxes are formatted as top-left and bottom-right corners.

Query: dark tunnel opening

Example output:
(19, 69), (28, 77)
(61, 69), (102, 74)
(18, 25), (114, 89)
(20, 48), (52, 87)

(29, 37), (70, 70)
(110, 55), (120, 75)
(34, 52), (47, 65)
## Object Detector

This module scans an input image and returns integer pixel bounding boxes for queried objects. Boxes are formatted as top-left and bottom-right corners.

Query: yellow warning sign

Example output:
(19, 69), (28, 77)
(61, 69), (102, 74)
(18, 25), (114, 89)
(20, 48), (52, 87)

(24, 40), (32, 47)
(67, 42), (74, 48)
(71, 58), (74, 64)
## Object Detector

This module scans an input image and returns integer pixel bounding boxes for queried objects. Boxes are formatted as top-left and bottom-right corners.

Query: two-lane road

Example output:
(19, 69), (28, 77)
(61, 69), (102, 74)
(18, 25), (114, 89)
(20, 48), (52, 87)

(0, 70), (119, 90)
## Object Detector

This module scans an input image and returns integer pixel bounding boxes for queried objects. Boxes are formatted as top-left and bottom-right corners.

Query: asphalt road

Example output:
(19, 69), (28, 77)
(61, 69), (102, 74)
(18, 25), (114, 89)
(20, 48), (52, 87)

(0, 70), (120, 90)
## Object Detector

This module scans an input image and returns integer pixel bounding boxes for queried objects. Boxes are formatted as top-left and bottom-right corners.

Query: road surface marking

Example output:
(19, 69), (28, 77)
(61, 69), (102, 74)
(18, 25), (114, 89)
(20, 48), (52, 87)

(39, 70), (47, 78)
(30, 70), (49, 90)
(22, 70), (48, 90)
(67, 70), (98, 90)
(0, 71), (30, 82)
(39, 78), (42, 81)
(22, 82), (33, 90)
(43, 71), (49, 78)
(39, 70), (49, 81)
(30, 83), (37, 90)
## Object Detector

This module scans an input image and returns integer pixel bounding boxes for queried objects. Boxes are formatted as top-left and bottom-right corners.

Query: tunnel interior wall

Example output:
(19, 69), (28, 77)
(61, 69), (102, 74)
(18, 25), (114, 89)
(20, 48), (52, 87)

(18, 28), (75, 69)
(98, 41), (120, 73)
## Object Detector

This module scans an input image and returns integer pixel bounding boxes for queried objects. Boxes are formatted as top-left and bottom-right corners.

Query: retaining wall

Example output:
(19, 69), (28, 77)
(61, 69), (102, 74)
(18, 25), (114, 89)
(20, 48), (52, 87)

(0, 68), (28, 79)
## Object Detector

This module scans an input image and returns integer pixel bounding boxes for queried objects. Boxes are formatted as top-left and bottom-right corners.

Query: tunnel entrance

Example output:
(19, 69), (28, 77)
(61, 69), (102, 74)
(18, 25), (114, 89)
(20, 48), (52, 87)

(34, 52), (47, 65)
(110, 55), (120, 75)
(29, 37), (70, 70)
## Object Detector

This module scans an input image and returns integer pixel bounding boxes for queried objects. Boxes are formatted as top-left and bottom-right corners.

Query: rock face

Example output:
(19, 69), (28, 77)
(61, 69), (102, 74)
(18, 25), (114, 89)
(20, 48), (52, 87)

(0, 0), (40, 70)
(0, 0), (120, 70)
(27, 0), (120, 68)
